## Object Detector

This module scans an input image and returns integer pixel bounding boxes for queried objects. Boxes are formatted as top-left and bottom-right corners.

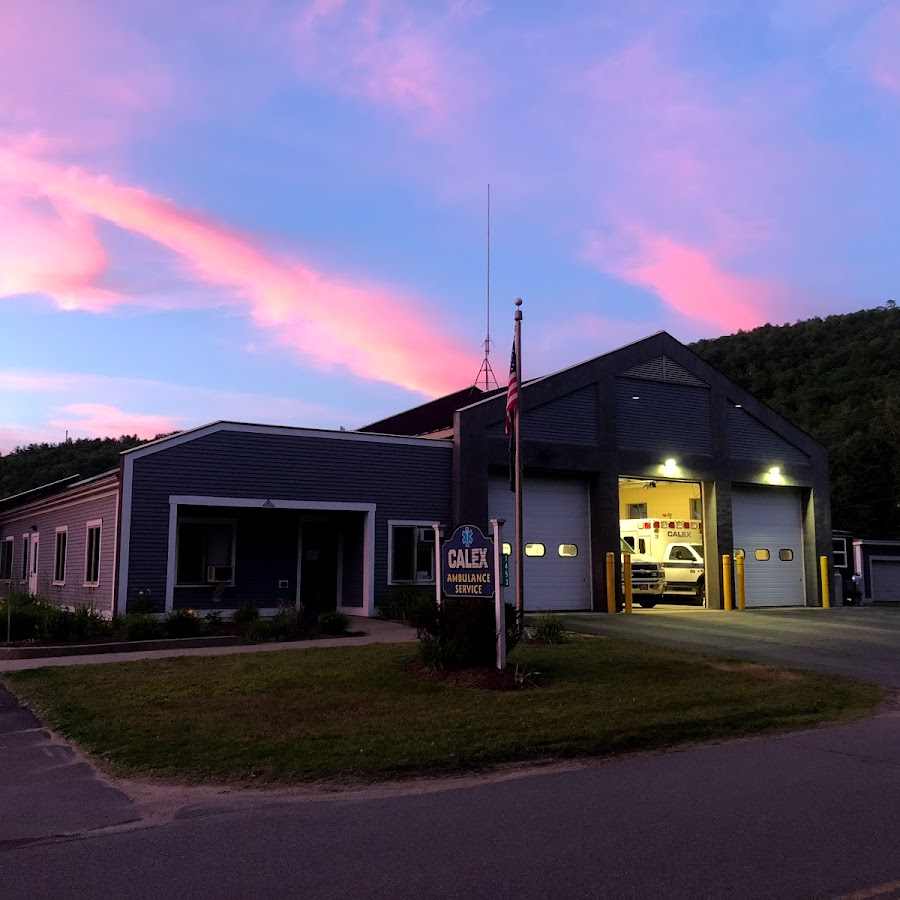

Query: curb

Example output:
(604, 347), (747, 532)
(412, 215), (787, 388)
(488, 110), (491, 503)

(0, 635), (256, 660)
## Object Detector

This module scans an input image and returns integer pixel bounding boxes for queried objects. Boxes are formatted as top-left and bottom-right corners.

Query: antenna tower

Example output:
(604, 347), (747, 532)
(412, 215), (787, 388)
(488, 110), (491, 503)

(474, 184), (499, 390)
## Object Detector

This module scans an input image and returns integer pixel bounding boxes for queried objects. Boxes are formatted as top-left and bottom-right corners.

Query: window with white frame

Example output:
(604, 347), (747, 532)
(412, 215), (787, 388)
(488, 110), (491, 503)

(176, 520), (235, 584)
(389, 523), (436, 584)
(85, 521), (102, 587)
(0, 537), (12, 581)
(53, 527), (68, 584)
(832, 537), (848, 569)
(21, 534), (29, 580)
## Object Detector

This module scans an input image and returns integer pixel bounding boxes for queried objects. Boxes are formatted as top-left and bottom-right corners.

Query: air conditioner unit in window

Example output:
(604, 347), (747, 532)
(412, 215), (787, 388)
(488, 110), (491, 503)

(207, 565), (233, 583)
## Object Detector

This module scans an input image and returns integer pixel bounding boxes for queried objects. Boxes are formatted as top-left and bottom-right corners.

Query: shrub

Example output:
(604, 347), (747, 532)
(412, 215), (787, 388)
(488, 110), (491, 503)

(270, 610), (300, 640)
(127, 594), (155, 615)
(41, 607), (75, 642)
(164, 609), (203, 638)
(0, 595), (55, 642)
(379, 586), (432, 622)
(530, 612), (569, 644)
(70, 605), (111, 640)
(413, 598), (520, 671)
(204, 610), (223, 630)
(115, 614), (164, 641)
(245, 618), (275, 642)
(318, 610), (350, 635)
(232, 604), (260, 626)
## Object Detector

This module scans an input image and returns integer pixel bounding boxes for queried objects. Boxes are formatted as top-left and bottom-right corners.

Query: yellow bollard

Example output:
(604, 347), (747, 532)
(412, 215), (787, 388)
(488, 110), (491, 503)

(736, 554), (746, 611)
(820, 556), (831, 609)
(722, 555), (733, 611)
(606, 551), (616, 614)
(624, 553), (633, 614)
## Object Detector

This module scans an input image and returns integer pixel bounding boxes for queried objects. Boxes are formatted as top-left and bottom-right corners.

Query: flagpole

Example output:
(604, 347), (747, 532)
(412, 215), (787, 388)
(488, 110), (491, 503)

(514, 298), (524, 632)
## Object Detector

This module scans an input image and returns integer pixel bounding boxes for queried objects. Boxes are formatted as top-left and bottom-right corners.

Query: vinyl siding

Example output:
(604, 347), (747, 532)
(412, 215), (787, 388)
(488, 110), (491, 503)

(126, 430), (452, 612)
(487, 385), (599, 444)
(0, 489), (118, 613)
(727, 406), (810, 464)
(615, 377), (712, 455)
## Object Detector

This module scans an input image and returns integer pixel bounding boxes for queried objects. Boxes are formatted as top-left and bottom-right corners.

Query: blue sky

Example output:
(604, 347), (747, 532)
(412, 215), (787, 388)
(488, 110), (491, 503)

(1, 0), (899, 450)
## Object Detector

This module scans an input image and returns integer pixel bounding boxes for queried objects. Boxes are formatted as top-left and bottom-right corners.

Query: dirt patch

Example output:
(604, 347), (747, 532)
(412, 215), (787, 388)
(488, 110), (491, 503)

(711, 661), (805, 682)
(406, 661), (544, 690)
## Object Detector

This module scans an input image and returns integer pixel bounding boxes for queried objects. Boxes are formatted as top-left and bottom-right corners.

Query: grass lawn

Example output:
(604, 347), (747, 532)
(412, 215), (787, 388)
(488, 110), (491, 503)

(2, 638), (883, 786)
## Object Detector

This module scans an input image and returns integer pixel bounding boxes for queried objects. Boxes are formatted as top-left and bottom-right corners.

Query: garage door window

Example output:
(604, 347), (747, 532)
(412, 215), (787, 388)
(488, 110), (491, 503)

(755, 549), (770, 561)
(778, 549), (793, 561)
(524, 543), (545, 557)
(558, 544), (578, 557)
(502, 542), (511, 555)
(734, 548), (745, 560)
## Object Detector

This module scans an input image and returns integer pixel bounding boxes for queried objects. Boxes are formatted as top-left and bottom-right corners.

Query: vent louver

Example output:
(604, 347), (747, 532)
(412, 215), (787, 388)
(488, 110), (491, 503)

(619, 355), (707, 387)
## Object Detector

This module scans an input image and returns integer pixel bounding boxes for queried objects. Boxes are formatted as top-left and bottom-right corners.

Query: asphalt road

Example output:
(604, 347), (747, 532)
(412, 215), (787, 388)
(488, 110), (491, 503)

(566, 606), (900, 688)
(4, 609), (900, 899)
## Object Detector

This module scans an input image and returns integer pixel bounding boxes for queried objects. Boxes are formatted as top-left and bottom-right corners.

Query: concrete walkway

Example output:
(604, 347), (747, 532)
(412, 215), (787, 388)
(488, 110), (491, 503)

(0, 616), (416, 672)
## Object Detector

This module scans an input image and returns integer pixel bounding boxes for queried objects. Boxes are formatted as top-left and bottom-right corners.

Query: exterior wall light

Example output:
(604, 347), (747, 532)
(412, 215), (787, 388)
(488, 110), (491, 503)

(766, 466), (784, 484)
(662, 458), (679, 476)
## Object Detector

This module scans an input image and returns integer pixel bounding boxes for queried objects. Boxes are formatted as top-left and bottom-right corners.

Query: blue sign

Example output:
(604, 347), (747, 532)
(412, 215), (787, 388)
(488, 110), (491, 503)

(442, 524), (495, 598)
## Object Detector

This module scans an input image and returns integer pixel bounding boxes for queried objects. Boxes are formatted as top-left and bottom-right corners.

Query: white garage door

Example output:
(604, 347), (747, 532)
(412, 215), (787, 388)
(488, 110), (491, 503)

(488, 475), (592, 611)
(871, 559), (900, 602)
(732, 486), (805, 607)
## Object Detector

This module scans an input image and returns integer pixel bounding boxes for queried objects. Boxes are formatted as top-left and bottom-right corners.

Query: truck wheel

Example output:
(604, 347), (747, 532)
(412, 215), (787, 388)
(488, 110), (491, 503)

(694, 579), (705, 605)
(639, 600), (658, 609)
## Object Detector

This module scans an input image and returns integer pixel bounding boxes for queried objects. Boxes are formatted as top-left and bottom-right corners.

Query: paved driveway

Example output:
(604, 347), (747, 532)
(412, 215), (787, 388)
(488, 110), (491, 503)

(566, 606), (900, 687)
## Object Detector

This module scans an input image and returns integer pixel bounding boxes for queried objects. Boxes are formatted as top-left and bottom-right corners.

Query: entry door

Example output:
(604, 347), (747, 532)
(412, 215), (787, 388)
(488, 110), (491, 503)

(732, 487), (805, 606)
(300, 524), (340, 614)
(28, 533), (39, 595)
(488, 475), (592, 611)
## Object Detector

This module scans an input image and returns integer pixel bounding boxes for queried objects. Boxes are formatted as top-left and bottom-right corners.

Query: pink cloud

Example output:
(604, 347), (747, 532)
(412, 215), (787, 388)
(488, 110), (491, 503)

(588, 230), (776, 332)
(49, 404), (181, 441)
(0, 148), (475, 396)
(291, 0), (481, 130)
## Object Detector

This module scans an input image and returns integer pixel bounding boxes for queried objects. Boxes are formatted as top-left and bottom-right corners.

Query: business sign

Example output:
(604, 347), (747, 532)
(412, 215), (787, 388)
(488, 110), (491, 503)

(442, 524), (495, 598)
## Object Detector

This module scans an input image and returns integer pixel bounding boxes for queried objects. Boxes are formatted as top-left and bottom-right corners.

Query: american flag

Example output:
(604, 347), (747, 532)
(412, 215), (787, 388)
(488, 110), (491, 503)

(505, 341), (519, 435)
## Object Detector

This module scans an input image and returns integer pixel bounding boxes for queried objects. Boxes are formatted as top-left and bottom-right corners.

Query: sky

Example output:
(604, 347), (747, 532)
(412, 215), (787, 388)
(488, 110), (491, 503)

(2, 0), (899, 452)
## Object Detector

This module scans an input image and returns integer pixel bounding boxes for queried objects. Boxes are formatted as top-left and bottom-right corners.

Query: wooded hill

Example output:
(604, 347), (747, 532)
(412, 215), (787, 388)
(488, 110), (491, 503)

(2, 305), (898, 536)
(0, 435), (152, 501)
(692, 304), (900, 539)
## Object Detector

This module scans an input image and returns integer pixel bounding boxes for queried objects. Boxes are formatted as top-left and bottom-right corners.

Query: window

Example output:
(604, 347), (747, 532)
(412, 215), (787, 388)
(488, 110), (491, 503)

(0, 537), (12, 580)
(778, 549), (794, 561)
(389, 524), (435, 584)
(524, 543), (545, 557)
(689, 498), (702, 521)
(734, 548), (745, 560)
(669, 545), (693, 561)
(21, 534), (29, 580)
(623, 536), (635, 551)
(832, 538), (848, 568)
(558, 544), (578, 557)
(177, 520), (235, 584)
(85, 521), (102, 586)
(755, 549), (770, 561)
(54, 528), (68, 584)
(626, 503), (648, 519)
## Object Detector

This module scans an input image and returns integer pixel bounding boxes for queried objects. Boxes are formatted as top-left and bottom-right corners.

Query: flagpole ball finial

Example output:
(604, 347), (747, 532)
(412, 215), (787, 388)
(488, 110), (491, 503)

(514, 297), (522, 307)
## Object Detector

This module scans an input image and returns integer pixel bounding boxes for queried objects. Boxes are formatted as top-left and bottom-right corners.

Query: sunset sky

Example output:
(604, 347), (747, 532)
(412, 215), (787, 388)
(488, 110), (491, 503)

(2, 0), (899, 452)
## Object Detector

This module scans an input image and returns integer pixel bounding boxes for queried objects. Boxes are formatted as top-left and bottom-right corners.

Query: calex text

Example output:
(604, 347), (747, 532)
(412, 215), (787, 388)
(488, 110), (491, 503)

(447, 548), (490, 569)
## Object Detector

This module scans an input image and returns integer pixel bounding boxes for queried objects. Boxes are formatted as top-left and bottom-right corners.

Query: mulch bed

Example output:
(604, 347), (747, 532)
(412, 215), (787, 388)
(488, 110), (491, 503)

(406, 660), (545, 691)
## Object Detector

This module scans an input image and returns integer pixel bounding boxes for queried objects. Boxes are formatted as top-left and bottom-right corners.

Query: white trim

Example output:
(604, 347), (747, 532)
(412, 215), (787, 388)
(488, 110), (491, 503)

(84, 520), (102, 588)
(117, 456), (134, 615)
(53, 526), (68, 585)
(164, 497), (377, 616)
(123, 421), (454, 462)
(386, 519), (439, 586)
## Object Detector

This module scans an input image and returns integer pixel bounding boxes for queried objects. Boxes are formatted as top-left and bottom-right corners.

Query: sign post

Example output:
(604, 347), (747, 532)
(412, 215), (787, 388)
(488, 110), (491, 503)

(491, 518), (506, 670)
(432, 524), (442, 609)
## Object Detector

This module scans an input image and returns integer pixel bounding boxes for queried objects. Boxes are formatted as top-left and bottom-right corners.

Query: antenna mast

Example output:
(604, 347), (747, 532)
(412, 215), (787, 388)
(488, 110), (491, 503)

(474, 183), (499, 390)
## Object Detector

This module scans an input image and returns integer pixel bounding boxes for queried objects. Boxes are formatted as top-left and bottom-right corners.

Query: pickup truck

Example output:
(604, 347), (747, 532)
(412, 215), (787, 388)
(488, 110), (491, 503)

(660, 542), (705, 603)
(621, 539), (665, 608)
